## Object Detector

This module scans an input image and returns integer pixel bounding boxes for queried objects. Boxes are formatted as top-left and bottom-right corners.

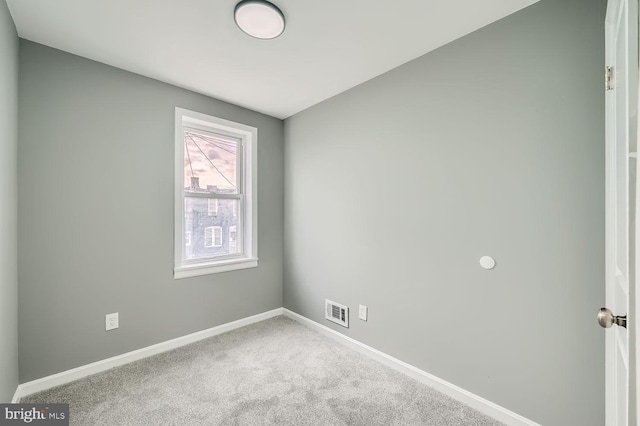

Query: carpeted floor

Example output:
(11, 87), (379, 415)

(22, 316), (504, 425)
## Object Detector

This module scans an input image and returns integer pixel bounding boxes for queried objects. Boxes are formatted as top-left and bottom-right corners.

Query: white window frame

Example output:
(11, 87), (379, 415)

(174, 107), (258, 278)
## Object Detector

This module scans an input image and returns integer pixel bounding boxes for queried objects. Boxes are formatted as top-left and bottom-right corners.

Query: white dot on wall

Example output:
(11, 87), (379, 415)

(479, 256), (496, 270)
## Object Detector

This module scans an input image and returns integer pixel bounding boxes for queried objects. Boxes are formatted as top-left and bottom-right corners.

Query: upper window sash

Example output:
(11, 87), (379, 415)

(182, 125), (243, 196)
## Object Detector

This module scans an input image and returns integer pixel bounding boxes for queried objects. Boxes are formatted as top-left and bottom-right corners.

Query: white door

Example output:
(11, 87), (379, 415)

(603, 0), (637, 425)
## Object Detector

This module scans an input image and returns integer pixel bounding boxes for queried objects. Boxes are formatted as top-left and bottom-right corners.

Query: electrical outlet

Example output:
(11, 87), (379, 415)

(359, 305), (368, 321)
(105, 312), (119, 331)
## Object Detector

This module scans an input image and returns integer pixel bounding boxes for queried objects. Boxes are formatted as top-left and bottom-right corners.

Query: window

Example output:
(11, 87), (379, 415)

(207, 199), (219, 216)
(174, 108), (258, 278)
(204, 226), (222, 248)
(229, 225), (237, 254)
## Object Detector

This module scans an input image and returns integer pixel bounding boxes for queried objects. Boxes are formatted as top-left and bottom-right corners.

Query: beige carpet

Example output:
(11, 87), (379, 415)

(22, 316), (504, 425)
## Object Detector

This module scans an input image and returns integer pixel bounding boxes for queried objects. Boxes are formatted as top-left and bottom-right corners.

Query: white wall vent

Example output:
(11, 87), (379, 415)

(325, 299), (349, 328)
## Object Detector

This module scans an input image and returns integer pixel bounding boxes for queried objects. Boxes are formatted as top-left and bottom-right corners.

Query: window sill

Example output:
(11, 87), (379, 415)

(174, 258), (258, 279)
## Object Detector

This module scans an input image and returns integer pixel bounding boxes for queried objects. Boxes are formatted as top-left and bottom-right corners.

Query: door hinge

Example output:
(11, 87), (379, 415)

(606, 66), (614, 91)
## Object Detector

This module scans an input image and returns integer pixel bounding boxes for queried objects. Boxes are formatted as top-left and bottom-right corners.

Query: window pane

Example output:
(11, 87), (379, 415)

(184, 197), (241, 260)
(184, 130), (239, 194)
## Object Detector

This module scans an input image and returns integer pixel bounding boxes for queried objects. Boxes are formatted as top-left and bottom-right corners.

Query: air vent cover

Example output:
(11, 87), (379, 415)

(325, 299), (349, 328)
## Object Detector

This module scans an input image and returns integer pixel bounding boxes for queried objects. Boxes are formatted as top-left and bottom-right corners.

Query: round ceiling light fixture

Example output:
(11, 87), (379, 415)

(234, 0), (285, 40)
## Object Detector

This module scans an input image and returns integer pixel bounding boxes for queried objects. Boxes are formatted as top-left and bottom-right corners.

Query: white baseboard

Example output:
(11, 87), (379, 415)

(13, 308), (284, 401)
(11, 386), (21, 403)
(13, 306), (539, 426)
(283, 308), (541, 426)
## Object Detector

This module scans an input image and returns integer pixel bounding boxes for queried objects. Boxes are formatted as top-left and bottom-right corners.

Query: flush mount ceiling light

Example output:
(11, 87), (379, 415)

(234, 0), (285, 40)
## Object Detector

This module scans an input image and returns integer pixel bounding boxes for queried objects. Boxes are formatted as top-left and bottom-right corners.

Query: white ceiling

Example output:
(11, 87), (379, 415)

(6, 0), (538, 119)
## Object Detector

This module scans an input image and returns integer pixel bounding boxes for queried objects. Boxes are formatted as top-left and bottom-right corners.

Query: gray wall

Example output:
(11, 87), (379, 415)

(283, 0), (605, 424)
(18, 41), (284, 382)
(0, 0), (19, 403)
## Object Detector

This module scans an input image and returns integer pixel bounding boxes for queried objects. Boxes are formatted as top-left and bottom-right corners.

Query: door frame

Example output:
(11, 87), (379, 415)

(631, 1), (639, 424)
(605, 0), (639, 424)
